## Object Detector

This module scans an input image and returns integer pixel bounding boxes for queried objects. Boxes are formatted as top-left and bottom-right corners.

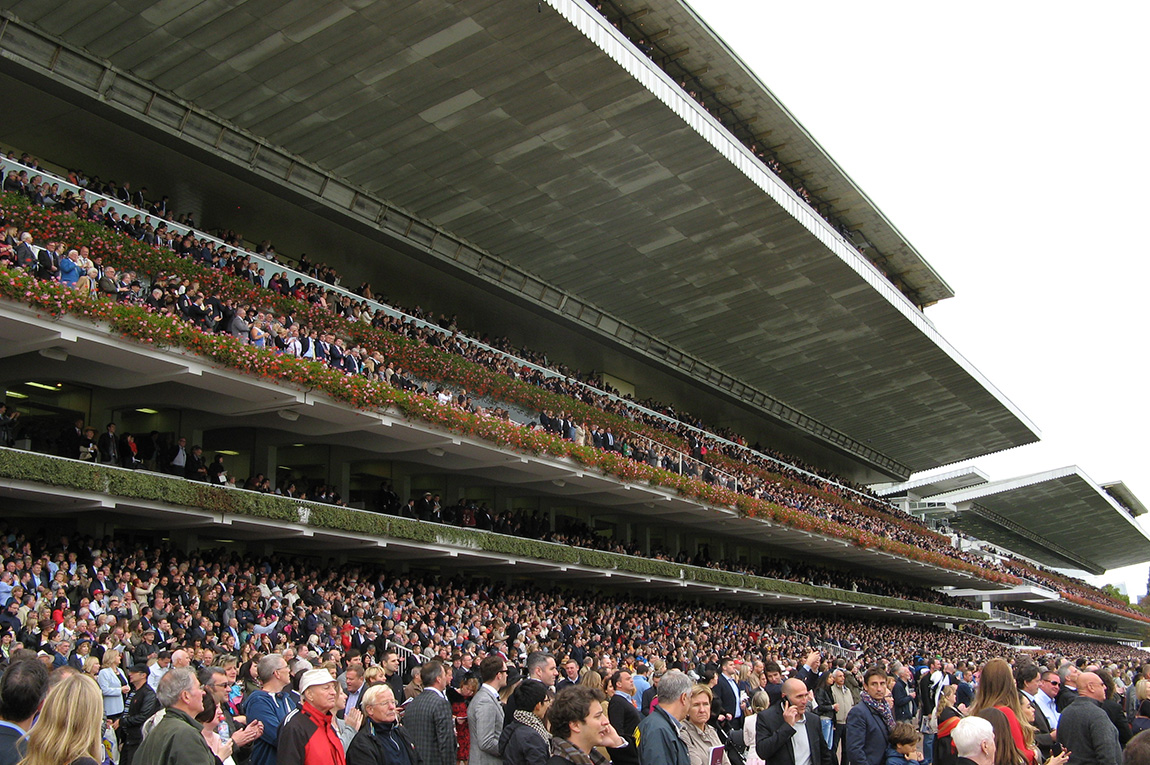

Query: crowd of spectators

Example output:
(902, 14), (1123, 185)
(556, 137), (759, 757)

(0, 525), (1142, 682)
(0, 151), (1144, 627)
(1, 524), (1149, 765)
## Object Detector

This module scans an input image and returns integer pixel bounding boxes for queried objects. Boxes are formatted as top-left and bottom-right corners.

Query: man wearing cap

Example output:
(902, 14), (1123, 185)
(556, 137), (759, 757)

(278, 668), (345, 765)
(120, 663), (161, 765)
(133, 628), (159, 665)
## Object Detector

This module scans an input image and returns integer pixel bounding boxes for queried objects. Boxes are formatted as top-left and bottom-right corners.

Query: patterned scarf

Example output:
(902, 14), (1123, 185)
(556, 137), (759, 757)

(861, 691), (895, 732)
(550, 736), (610, 765)
(514, 709), (550, 742)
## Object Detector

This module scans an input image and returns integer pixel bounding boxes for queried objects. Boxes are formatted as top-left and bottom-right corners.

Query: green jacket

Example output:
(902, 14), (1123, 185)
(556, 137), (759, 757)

(133, 707), (217, 765)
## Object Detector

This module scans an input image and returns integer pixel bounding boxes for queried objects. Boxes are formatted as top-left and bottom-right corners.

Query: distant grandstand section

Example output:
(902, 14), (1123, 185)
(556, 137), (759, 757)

(880, 467), (1150, 575)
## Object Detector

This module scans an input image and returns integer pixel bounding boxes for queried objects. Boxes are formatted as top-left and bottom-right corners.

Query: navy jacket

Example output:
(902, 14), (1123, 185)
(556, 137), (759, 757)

(845, 702), (888, 765)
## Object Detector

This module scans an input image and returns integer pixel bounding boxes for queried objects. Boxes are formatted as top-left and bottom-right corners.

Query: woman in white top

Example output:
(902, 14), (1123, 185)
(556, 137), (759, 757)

(744, 690), (770, 765)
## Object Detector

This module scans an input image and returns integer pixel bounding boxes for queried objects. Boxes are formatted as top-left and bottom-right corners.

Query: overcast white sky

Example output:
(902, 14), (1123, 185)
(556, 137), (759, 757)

(690, 1), (1150, 597)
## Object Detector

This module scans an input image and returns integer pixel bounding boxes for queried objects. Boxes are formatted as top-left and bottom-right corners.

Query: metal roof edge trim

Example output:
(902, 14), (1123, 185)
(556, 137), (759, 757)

(548, 0), (1041, 444)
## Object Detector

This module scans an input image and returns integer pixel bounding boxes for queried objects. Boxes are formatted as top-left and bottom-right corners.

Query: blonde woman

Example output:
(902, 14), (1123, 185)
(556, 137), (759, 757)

(97, 648), (129, 719)
(743, 691), (770, 765)
(681, 684), (731, 765)
(17, 672), (104, 765)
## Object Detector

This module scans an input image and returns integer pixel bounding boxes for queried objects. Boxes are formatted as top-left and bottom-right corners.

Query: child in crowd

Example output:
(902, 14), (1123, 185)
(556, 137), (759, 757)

(886, 721), (925, 765)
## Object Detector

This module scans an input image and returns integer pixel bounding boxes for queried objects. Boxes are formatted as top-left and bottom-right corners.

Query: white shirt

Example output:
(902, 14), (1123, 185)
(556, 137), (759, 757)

(1035, 689), (1060, 728)
(790, 716), (812, 765)
(723, 674), (744, 719)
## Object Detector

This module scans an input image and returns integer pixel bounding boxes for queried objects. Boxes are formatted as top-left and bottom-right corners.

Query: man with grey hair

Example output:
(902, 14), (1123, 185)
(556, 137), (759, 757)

(133, 667), (216, 764)
(526, 650), (558, 689)
(247, 653), (300, 765)
(951, 716), (995, 765)
(637, 668), (691, 765)
(831, 669), (854, 765)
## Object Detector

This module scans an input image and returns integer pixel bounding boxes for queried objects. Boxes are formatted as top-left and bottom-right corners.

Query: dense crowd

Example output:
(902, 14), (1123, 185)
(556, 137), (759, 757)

(0, 153), (1144, 627)
(0, 525), (1148, 765)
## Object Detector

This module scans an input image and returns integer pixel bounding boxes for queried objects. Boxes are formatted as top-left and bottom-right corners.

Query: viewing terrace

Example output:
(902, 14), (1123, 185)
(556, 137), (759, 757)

(0, 189), (1142, 639)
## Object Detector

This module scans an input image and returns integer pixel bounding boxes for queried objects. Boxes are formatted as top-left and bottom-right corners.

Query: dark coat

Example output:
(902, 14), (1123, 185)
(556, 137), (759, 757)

(637, 705), (689, 765)
(1057, 696), (1121, 765)
(757, 704), (835, 765)
(347, 720), (419, 765)
(1022, 691), (1057, 760)
(499, 719), (551, 765)
(892, 680), (916, 721)
(844, 701), (889, 765)
(0, 724), (27, 765)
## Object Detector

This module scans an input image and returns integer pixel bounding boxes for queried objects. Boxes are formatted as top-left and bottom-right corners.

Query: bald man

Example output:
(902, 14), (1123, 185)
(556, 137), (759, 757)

(1057, 671), (1121, 765)
(757, 677), (834, 765)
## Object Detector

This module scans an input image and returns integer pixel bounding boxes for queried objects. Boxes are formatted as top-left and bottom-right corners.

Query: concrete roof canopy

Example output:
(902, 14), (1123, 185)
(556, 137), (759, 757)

(0, 0), (1041, 479)
(931, 467), (1150, 575)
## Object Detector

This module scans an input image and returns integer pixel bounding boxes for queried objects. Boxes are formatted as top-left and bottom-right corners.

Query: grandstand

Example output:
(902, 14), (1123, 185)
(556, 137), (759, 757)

(0, 0), (1145, 657)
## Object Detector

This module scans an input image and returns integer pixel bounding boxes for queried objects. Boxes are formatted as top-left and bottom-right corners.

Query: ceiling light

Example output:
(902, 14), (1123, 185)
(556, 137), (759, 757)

(4, 391), (28, 399)
(25, 382), (61, 391)
(38, 348), (68, 362)
(277, 410), (300, 422)
(135, 408), (160, 415)
(217, 450), (239, 456)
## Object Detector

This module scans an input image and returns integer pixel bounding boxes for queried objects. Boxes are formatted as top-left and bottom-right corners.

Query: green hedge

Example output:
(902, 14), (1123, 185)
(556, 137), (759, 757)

(1031, 620), (1145, 643)
(0, 448), (989, 621)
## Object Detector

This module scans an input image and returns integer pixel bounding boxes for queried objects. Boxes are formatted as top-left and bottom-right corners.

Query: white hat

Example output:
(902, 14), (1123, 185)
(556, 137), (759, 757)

(298, 668), (337, 695)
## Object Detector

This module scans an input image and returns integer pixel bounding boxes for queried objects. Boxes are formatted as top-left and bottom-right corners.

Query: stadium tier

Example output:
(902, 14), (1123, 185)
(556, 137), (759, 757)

(0, 0), (1145, 660)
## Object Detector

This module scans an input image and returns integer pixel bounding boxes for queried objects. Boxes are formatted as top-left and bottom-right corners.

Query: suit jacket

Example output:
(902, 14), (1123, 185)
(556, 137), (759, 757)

(0, 724), (27, 765)
(893, 680), (916, 721)
(793, 665), (822, 692)
(640, 685), (658, 717)
(185, 452), (208, 481)
(717, 673), (744, 724)
(467, 685), (503, 765)
(14, 241), (36, 271)
(97, 431), (119, 463)
(757, 704), (834, 765)
(1055, 686), (1078, 713)
(405, 688), (455, 765)
(844, 701), (888, 765)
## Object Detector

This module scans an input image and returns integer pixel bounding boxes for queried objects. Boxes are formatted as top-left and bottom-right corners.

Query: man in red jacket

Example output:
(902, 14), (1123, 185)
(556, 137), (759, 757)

(279, 669), (346, 765)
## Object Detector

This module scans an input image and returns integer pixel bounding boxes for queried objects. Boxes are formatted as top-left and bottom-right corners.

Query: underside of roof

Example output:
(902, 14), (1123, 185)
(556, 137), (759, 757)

(935, 468), (1150, 574)
(0, 0), (1040, 476)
